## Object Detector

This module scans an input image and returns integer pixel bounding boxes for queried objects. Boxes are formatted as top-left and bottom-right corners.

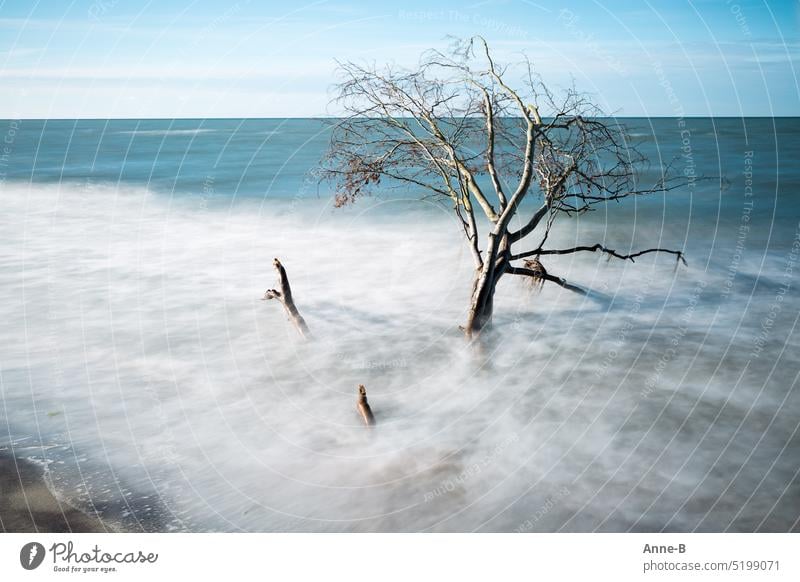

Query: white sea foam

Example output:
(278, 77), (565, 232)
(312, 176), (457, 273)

(1, 182), (797, 532)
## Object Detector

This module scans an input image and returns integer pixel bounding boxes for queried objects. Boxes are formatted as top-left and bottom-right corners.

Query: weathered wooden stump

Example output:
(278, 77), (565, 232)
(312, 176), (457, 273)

(357, 384), (376, 427)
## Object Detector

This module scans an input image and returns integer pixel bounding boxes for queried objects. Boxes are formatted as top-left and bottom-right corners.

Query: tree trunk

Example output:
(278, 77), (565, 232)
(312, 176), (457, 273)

(464, 233), (507, 338)
(465, 270), (494, 337)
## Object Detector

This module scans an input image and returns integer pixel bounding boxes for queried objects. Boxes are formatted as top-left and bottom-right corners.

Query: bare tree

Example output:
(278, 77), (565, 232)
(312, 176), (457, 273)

(322, 37), (686, 338)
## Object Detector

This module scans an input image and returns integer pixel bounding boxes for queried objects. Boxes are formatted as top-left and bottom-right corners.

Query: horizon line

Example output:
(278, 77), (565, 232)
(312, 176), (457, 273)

(2, 115), (798, 121)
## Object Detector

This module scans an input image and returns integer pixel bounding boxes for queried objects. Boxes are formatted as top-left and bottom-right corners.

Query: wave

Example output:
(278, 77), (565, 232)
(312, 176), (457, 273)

(117, 128), (218, 136)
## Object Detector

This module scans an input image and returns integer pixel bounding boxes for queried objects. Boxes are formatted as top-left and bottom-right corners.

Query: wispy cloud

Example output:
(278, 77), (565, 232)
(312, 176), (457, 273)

(0, 0), (797, 117)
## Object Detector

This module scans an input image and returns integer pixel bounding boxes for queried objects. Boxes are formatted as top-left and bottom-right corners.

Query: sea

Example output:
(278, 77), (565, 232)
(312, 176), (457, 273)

(1, 117), (798, 532)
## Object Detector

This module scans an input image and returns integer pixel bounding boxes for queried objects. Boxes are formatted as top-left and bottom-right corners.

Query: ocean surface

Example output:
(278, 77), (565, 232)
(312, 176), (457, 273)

(1, 117), (798, 532)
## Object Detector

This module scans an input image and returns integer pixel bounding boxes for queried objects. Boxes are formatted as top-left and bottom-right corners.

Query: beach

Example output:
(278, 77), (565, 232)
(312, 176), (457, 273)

(0, 451), (109, 533)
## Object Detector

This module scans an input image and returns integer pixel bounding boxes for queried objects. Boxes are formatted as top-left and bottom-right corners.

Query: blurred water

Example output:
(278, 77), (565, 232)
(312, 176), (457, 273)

(0, 118), (798, 532)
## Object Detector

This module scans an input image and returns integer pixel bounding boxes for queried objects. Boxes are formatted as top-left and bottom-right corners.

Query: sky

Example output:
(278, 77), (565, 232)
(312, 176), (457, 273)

(0, 0), (798, 118)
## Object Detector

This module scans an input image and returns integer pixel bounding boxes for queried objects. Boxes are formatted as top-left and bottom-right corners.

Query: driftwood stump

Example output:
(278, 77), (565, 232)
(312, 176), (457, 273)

(357, 384), (376, 427)
(261, 258), (311, 339)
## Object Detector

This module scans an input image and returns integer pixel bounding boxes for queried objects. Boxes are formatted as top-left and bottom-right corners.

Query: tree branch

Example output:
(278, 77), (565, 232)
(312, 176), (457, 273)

(506, 265), (587, 295)
(478, 36), (538, 223)
(261, 258), (311, 339)
(508, 202), (549, 244)
(478, 86), (507, 208)
(455, 192), (484, 269)
(510, 244), (687, 265)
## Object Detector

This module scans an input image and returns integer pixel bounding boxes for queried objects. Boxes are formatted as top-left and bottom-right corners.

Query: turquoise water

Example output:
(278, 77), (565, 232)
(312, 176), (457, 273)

(0, 118), (798, 532)
(3, 117), (797, 207)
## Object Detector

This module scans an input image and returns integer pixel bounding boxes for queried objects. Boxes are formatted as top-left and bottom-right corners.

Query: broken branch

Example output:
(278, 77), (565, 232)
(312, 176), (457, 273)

(261, 258), (311, 339)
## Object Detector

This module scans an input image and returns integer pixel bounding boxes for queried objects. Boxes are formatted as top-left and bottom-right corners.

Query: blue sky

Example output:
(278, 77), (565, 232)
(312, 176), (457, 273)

(0, 0), (797, 117)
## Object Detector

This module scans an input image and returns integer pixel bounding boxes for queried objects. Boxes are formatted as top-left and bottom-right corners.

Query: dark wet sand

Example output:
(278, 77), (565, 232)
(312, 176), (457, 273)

(0, 451), (110, 533)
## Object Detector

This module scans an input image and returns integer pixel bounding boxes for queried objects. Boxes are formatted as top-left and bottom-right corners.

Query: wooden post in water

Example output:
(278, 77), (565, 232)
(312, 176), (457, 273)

(357, 384), (376, 427)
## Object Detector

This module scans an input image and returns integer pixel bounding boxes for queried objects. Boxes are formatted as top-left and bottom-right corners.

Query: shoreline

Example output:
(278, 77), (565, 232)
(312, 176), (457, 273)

(0, 450), (111, 533)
